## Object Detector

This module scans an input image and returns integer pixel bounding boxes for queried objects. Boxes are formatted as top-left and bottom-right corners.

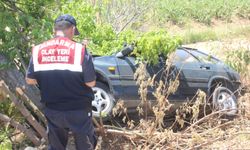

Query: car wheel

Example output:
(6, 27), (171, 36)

(212, 86), (237, 116)
(92, 82), (115, 119)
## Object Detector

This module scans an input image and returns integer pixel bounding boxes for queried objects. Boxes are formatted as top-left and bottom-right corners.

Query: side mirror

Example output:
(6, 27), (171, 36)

(116, 45), (134, 58)
(115, 51), (124, 58)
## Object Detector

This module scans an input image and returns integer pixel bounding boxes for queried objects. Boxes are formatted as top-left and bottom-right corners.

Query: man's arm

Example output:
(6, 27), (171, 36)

(82, 50), (96, 87)
(26, 57), (37, 85)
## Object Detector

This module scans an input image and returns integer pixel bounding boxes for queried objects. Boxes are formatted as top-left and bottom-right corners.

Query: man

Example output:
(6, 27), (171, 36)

(26, 14), (97, 150)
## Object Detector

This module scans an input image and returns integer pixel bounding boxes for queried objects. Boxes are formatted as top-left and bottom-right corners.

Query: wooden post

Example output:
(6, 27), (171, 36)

(0, 113), (41, 146)
(16, 87), (46, 126)
(0, 80), (47, 140)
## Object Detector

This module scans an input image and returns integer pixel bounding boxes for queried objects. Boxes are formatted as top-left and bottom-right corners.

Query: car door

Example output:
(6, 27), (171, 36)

(116, 55), (164, 101)
(173, 49), (213, 99)
(115, 56), (139, 100)
(145, 56), (166, 98)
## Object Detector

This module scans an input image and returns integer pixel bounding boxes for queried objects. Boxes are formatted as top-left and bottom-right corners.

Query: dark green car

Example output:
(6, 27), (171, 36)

(92, 46), (241, 119)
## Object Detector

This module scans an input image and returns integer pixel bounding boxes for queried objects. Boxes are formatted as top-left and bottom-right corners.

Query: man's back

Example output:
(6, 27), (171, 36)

(28, 36), (95, 111)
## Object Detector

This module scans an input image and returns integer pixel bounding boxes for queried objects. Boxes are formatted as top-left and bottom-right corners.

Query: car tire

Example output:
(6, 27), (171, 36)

(212, 86), (237, 116)
(92, 82), (115, 120)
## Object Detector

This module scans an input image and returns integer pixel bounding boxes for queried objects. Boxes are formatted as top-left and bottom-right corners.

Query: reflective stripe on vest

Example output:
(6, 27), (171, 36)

(32, 37), (84, 72)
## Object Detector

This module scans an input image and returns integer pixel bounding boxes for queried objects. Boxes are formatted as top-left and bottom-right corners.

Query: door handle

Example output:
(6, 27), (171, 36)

(200, 65), (210, 70)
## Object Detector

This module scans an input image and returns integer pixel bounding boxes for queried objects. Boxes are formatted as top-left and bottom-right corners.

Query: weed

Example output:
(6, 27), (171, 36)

(182, 29), (218, 44)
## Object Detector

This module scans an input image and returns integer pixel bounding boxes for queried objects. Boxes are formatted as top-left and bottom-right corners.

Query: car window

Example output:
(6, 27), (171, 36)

(188, 50), (219, 63)
(173, 49), (198, 63)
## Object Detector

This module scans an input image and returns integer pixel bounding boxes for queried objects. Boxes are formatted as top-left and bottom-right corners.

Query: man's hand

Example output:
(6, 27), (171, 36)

(85, 80), (96, 87)
(26, 78), (37, 85)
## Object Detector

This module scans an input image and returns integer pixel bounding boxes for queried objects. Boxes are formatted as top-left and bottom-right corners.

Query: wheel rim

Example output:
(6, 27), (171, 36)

(216, 91), (237, 115)
(92, 87), (111, 117)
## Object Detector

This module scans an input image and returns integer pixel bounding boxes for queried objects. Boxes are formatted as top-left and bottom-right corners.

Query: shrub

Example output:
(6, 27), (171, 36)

(225, 49), (250, 74)
(135, 30), (181, 64)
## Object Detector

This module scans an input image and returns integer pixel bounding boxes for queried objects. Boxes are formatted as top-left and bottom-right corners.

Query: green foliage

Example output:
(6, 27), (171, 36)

(87, 26), (181, 64)
(89, 24), (118, 55)
(155, 0), (250, 25)
(0, 100), (14, 149)
(182, 29), (218, 44)
(156, 0), (188, 25)
(0, 0), (54, 69)
(0, 99), (24, 123)
(225, 49), (250, 74)
(56, 1), (96, 39)
(0, 128), (12, 150)
(135, 30), (181, 64)
(56, 1), (139, 56)
(90, 27), (138, 55)
(0, 100), (26, 149)
(237, 0), (250, 19)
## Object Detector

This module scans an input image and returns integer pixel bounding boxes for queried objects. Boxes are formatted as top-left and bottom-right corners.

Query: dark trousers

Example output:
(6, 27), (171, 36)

(44, 107), (97, 150)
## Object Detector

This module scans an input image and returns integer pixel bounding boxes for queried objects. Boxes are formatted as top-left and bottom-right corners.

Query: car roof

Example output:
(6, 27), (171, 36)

(178, 46), (197, 51)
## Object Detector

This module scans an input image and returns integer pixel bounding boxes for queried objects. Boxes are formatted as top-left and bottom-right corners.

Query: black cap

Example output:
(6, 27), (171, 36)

(55, 14), (80, 35)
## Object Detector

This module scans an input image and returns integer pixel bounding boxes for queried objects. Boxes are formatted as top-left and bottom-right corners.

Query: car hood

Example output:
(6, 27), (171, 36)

(93, 55), (117, 66)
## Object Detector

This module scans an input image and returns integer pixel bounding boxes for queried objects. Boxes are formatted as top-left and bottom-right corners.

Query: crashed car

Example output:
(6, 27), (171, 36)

(92, 46), (241, 119)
